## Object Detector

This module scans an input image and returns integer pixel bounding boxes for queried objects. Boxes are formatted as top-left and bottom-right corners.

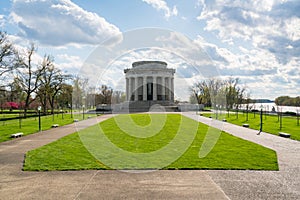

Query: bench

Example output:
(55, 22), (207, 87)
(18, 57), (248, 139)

(279, 132), (290, 138)
(74, 119), (79, 122)
(243, 124), (249, 128)
(52, 124), (59, 128)
(11, 132), (23, 138)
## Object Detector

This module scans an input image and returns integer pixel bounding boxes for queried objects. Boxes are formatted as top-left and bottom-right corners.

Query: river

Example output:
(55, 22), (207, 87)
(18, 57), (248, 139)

(240, 103), (299, 113)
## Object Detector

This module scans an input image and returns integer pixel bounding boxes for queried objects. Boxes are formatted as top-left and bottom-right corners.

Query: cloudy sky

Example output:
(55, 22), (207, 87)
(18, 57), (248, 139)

(0, 0), (299, 100)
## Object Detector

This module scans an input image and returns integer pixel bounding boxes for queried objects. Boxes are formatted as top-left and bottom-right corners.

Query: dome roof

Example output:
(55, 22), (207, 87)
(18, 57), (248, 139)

(132, 61), (167, 68)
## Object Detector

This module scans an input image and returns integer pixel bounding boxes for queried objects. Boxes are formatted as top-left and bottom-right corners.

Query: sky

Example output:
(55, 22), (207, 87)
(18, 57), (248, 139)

(0, 0), (299, 101)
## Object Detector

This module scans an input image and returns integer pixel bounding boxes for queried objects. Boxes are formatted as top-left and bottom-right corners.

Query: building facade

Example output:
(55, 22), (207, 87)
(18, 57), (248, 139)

(124, 61), (175, 104)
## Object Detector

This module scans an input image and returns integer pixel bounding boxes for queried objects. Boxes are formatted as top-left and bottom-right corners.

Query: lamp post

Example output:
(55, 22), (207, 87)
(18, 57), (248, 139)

(279, 106), (283, 130)
(82, 96), (86, 120)
(60, 109), (64, 119)
(69, 103), (73, 119)
(216, 104), (218, 120)
(38, 106), (41, 131)
(82, 105), (85, 120)
(257, 105), (263, 135)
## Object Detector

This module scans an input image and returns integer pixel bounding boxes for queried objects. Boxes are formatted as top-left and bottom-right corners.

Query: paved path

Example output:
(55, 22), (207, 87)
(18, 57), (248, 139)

(183, 112), (300, 199)
(0, 114), (228, 200)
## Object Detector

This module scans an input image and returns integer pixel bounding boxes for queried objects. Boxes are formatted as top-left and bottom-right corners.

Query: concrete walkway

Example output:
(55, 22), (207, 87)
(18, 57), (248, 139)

(0, 114), (228, 200)
(183, 112), (300, 199)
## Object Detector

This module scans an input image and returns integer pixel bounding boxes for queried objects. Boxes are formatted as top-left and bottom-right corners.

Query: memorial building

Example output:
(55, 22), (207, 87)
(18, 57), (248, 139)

(124, 61), (175, 111)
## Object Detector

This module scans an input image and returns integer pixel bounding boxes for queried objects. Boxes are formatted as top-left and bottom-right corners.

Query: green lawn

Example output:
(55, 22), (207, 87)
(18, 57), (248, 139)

(0, 113), (96, 143)
(23, 114), (278, 171)
(202, 112), (300, 140)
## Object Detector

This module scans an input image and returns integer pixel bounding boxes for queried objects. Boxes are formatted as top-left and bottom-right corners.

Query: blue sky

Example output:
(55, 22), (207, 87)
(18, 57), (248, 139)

(0, 0), (299, 100)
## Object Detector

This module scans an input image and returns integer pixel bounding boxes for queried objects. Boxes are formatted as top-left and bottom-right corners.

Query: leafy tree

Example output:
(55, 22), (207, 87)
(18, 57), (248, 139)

(57, 83), (73, 109)
(95, 85), (113, 105)
(275, 96), (300, 106)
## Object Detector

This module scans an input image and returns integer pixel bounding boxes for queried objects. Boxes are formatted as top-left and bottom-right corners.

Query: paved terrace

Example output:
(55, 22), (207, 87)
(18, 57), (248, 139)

(0, 113), (299, 199)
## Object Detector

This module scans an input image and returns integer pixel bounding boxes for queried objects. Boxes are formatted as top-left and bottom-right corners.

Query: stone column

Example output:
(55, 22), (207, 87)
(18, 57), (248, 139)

(128, 77), (132, 101)
(143, 76), (147, 101)
(153, 76), (157, 101)
(168, 77), (172, 101)
(162, 76), (165, 100)
(171, 78), (174, 101)
(126, 78), (129, 101)
(134, 77), (138, 101)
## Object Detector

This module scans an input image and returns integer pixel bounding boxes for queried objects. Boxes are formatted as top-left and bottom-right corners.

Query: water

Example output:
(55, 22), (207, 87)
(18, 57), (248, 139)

(240, 103), (300, 113)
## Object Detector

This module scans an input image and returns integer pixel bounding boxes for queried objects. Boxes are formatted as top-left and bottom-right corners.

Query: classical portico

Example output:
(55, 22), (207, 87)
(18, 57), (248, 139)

(124, 61), (175, 104)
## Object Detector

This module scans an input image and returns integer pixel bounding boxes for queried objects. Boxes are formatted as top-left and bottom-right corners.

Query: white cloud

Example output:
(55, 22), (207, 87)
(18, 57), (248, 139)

(285, 17), (300, 41)
(197, 0), (300, 64)
(193, 32), (300, 99)
(10, 0), (121, 46)
(194, 0), (300, 99)
(142, 0), (178, 19)
(0, 15), (5, 27)
(56, 54), (83, 73)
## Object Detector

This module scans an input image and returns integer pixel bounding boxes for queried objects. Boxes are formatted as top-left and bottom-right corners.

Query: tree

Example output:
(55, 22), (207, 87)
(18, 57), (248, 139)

(275, 96), (300, 106)
(72, 76), (88, 109)
(44, 56), (69, 114)
(0, 31), (17, 85)
(190, 81), (211, 106)
(190, 77), (247, 116)
(15, 44), (44, 117)
(111, 90), (126, 104)
(225, 78), (238, 111)
(7, 77), (24, 103)
(57, 84), (73, 109)
(95, 85), (113, 105)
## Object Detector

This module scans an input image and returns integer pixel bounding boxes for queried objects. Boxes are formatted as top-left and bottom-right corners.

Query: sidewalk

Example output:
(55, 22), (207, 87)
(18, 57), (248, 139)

(183, 112), (300, 199)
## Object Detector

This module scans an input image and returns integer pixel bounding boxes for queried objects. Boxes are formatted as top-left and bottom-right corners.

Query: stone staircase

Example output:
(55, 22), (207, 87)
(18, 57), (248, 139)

(128, 101), (178, 112)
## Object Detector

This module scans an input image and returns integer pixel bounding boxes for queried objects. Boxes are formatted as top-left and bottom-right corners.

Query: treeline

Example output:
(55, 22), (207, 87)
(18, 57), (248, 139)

(0, 31), (124, 117)
(275, 96), (300, 107)
(190, 77), (249, 110)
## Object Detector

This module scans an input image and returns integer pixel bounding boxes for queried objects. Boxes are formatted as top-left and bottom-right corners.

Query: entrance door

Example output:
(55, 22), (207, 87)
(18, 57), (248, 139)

(147, 83), (153, 100)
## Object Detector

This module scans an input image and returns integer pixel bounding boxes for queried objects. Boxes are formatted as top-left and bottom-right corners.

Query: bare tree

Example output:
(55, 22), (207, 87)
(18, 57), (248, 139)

(190, 81), (211, 106)
(37, 55), (70, 114)
(15, 44), (44, 117)
(111, 90), (125, 104)
(0, 31), (17, 85)
(191, 77), (247, 116)
(72, 76), (88, 109)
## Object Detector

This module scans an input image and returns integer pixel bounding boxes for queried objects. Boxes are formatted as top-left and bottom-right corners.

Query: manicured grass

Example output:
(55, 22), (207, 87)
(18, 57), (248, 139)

(0, 113), (97, 143)
(23, 114), (278, 171)
(202, 112), (300, 140)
